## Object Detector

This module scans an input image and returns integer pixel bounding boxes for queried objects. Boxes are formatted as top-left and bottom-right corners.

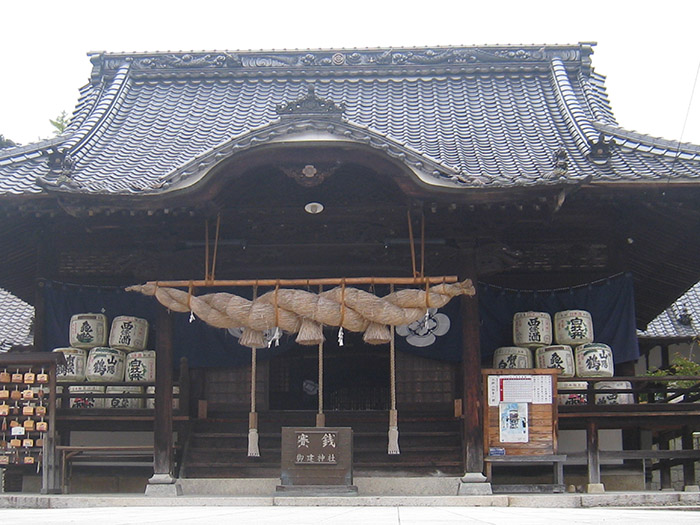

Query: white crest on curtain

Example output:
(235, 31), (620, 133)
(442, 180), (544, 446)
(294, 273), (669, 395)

(396, 308), (450, 347)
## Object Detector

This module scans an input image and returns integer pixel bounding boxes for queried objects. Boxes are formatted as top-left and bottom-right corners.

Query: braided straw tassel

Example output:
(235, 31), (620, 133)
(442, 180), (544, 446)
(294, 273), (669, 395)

(248, 347), (260, 457)
(388, 323), (400, 455)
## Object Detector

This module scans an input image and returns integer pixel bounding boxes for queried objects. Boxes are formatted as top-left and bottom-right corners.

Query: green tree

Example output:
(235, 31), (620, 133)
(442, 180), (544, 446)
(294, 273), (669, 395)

(50, 111), (69, 135)
(0, 134), (17, 149)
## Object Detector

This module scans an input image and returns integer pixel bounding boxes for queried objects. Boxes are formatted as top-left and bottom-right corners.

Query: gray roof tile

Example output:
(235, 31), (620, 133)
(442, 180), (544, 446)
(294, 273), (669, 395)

(1, 44), (700, 197)
(639, 281), (700, 339)
(0, 289), (34, 352)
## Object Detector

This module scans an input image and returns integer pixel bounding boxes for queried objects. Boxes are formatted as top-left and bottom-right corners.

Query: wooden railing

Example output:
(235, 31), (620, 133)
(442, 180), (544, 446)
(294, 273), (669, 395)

(557, 375), (700, 406)
(557, 375), (700, 490)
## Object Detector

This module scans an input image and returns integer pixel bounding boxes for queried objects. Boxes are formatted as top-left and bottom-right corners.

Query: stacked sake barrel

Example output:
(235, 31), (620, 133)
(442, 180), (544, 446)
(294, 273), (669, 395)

(490, 311), (551, 371)
(53, 314), (153, 409)
(499, 309), (630, 405)
(554, 310), (631, 405)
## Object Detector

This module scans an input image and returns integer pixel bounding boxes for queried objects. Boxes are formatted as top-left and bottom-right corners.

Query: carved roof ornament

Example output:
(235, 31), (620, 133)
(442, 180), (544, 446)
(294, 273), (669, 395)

(45, 148), (74, 177)
(91, 45), (594, 81)
(280, 163), (340, 187)
(36, 148), (80, 191)
(126, 53), (242, 70)
(276, 85), (346, 118)
(553, 147), (568, 174)
(588, 133), (611, 164)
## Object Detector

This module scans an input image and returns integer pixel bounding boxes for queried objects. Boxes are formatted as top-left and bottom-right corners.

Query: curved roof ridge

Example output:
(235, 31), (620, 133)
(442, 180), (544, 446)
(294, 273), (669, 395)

(61, 63), (132, 153)
(579, 69), (617, 125)
(64, 83), (102, 134)
(153, 117), (473, 194)
(0, 82), (106, 168)
(596, 122), (700, 161)
(550, 57), (598, 156)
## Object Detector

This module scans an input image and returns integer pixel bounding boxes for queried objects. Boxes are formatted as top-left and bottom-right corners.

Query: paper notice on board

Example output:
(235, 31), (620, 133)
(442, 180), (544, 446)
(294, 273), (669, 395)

(499, 402), (529, 443)
(488, 374), (553, 406)
(500, 376), (533, 403)
(532, 375), (552, 404)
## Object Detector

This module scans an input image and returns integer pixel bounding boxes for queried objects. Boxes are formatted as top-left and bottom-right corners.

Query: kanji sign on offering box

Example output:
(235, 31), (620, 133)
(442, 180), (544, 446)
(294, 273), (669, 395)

(279, 427), (354, 489)
(294, 430), (338, 464)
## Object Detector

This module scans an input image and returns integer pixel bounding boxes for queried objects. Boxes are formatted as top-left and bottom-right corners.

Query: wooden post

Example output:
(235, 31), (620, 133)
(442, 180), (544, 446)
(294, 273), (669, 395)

(586, 420), (602, 488)
(661, 344), (670, 370)
(682, 427), (696, 488)
(618, 360), (641, 469)
(460, 250), (483, 475)
(179, 357), (190, 417)
(43, 358), (60, 493)
(146, 306), (179, 495)
(659, 432), (672, 489)
(34, 281), (47, 353)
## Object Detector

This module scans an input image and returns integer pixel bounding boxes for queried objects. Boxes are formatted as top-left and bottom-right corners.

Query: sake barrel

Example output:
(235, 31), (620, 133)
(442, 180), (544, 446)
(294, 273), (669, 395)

(557, 381), (588, 406)
(106, 385), (144, 409)
(69, 313), (109, 349)
(493, 347), (533, 369)
(595, 381), (634, 405)
(535, 345), (575, 377)
(146, 386), (180, 410)
(109, 316), (149, 352)
(575, 343), (614, 377)
(124, 351), (156, 383)
(53, 347), (87, 382)
(85, 347), (126, 382)
(513, 311), (552, 347)
(69, 385), (105, 409)
(554, 310), (594, 345)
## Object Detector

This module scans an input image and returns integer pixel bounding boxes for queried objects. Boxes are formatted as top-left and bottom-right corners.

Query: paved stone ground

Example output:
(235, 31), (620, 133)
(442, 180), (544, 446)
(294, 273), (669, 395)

(0, 505), (699, 524)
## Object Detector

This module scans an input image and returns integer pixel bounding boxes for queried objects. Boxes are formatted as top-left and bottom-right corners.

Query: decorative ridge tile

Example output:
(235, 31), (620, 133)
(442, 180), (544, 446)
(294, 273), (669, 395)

(596, 122), (700, 160)
(90, 44), (593, 78)
(549, 57), (597, 155)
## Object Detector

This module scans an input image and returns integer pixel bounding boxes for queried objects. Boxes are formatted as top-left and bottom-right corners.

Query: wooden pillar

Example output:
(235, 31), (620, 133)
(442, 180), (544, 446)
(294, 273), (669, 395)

(682, 427), (696, 487)
(42, 358), (61, 493)
(179, 357), (190, 417)
(617, 361), (641, 466)
(659, 432), (672, 489)
(34, 281), (47, 353)
(147, 306), (177, 493)
(460, 250), (483, 474)
(34, 224), (59, 353)
(661, 344), (670, 370)
(586, 420), (601, 486)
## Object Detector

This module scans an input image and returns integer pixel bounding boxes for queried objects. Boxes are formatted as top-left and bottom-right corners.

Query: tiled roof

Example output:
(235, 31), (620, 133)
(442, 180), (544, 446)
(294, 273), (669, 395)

(2, 43), (700, 197)
(639, 281), (700, 339)
(0, 288), (34, 352)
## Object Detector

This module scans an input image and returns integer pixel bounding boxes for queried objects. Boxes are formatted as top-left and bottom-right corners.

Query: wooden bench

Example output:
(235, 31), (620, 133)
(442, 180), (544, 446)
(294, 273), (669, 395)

(56, 445), (157, 493)
(484, 454), (567, 491)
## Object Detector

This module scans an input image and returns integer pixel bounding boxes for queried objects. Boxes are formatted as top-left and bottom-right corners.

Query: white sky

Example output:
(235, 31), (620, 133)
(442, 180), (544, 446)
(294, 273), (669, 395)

(2, 0), (700, 147)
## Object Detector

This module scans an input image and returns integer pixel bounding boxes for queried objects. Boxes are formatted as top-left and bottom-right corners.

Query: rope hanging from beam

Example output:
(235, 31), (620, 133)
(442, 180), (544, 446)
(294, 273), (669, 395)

(247, 284), (260, 457)
(388, 285), (400, 455)
(316, 284), (325, 428)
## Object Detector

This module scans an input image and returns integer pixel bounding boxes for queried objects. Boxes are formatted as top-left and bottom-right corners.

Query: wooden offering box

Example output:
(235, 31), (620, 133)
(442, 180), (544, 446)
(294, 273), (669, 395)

(482, 368), (560, 456)
(279, 427), (355, 493)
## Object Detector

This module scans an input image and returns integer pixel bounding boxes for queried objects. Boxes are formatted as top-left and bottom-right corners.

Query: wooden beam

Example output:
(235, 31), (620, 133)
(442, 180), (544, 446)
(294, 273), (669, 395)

(141, 276), (459, 288)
